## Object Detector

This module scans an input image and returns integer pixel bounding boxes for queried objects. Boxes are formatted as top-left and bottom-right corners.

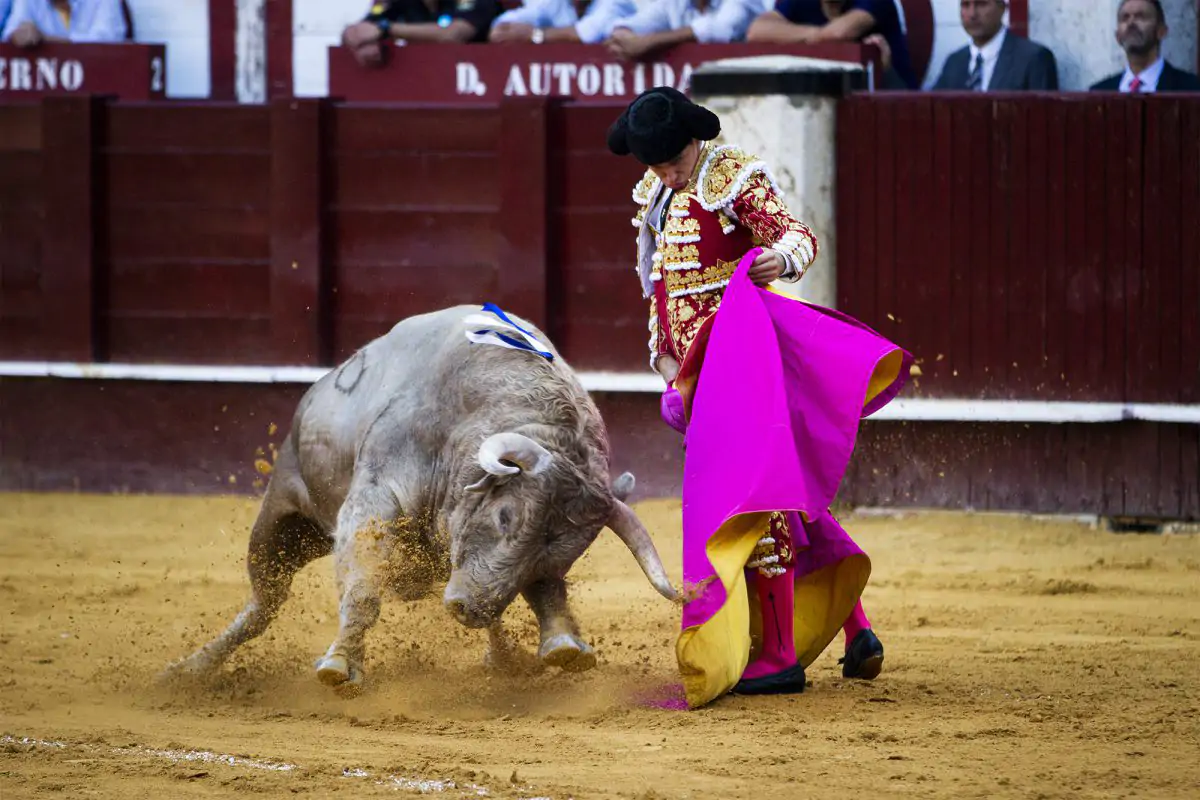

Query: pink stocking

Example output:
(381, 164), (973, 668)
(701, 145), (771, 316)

(741, 565), (796, 680)
(842, 600), (871, 650)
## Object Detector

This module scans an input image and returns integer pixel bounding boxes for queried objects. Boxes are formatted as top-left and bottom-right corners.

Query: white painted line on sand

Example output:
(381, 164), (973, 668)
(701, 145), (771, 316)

(2, 734), (509, 797)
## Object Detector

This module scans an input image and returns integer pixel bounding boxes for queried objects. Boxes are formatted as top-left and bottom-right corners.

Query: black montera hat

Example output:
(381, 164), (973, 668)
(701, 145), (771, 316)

(606, 86), (721, 166)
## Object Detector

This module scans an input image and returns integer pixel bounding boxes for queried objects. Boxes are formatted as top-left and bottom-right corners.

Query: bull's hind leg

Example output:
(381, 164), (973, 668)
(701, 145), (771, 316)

(163, 465), (331, 679)
(314, 485), (402, 695)
(524, 577), (596, 673)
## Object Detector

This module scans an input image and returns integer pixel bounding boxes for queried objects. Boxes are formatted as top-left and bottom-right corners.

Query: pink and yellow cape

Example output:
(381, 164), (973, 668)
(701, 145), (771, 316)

(668, 249), (912, 709)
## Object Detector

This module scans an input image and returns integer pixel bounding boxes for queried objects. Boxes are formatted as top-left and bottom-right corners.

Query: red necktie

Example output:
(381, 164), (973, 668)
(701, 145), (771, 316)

(1129, 76), (1143, 93)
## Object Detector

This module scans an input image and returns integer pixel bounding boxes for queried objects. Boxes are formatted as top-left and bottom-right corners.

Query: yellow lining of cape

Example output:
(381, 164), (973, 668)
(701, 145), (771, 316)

(675, 508), (870, 708)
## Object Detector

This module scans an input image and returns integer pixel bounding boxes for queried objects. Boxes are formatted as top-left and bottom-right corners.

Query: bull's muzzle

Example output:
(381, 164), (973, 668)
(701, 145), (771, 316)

(443, 582), (498, 629)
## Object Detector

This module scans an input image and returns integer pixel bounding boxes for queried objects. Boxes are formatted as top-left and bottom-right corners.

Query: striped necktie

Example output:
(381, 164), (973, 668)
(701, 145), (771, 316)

(966, 52), (984, 91)
(1129, 76), (1143, 93)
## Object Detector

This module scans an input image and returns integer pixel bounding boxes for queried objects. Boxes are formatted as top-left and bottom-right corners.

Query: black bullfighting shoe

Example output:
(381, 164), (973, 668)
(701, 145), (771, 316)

(730, 663), (807, 695)
(840, 628), (884, 680)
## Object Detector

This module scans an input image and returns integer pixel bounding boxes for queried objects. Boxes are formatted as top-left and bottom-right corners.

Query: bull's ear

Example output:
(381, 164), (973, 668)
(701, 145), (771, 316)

(464, 476), (493, 494)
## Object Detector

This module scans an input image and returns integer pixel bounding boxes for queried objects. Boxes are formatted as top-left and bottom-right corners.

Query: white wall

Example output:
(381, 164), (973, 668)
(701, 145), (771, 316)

(293, 0), (370, 97)
(236, 0), (265, 102)
(127, 0), (210, 98)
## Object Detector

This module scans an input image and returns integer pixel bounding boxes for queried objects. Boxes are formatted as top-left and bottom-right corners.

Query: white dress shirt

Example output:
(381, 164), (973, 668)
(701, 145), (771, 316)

(1119, 56), (1165, 92)
(1, 0), (126, 43)
(612, 0), (759, 44)
(968, 25), (1007, 91)
(493, 0), (638, 43)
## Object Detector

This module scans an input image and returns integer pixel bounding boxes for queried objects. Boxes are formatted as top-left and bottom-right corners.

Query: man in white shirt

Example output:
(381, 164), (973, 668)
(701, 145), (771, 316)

(931, 0), (1057, 91)
(1089, 0), (1200, 92)
(604, 0), (760, 61)
(1, 0), (127, 46)
(489, 0), (637, 43)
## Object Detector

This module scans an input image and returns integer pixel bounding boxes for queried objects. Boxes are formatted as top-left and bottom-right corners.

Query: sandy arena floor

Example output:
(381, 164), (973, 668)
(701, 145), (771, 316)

(1, 492), (1198, 799)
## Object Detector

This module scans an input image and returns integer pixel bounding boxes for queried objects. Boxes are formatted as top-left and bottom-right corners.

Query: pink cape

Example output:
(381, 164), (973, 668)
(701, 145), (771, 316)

(671, 249), (912, 708)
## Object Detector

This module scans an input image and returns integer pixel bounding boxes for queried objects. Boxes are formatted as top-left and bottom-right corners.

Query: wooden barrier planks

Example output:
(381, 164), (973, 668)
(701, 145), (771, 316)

(0, 92), (1194, 395)
(0, 104), (44, 359)
(546, 101), (648, 371)
(836, 92), (1200, 405)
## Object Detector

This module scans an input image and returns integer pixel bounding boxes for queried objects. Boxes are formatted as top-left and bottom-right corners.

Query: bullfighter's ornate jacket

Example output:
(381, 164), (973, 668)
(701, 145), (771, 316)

(629, 142), (819, 375)
(629, 143), (819, 576)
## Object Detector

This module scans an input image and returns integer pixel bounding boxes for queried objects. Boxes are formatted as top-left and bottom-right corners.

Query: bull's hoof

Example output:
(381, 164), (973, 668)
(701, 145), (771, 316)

(315, 653), (364, 696)
(539, 633), (597, 673)
(156, 654), (212, 684)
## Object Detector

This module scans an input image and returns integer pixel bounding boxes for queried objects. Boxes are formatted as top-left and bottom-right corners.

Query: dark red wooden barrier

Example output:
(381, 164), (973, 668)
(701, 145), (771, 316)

(0, 96), (650, 370)
(844, 421), (1199, 523)
(4, 92), (1198, 396)
(1, 92), (1197, 520)
(0, 43), (166, 101)
(837, 92), (1200, 405)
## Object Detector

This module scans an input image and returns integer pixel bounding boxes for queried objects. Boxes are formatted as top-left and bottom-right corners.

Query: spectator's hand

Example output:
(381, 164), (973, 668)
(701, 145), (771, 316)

(352, 40), (385, 67)
(863, 33), (891, 72)
(605, 28), (647, 61)
(490, 22), (535, 43)
(343, 21), (384, 50)
(10, 22), (44, 48)
(747, 249), (785, 286)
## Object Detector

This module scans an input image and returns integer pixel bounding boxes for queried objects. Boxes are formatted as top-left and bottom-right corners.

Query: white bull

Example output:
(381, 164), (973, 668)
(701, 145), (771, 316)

(164, 305), (678, 693)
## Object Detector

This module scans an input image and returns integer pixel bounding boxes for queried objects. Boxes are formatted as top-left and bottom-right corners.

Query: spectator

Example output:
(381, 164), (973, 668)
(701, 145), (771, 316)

(1089, 0), (1200, 92)
(747, 0), (917, 89)
(1, 0), (127, 46)
(490, 0), (636, 43)
(342, 0), (500, 68)
(932, 0), (1057, 91)
(604, 0), (761, 62)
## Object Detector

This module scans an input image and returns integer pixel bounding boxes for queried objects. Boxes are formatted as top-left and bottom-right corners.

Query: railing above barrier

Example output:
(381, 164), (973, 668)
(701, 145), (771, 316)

(326, 42), (882, 104)
(0, 43), (166, 101)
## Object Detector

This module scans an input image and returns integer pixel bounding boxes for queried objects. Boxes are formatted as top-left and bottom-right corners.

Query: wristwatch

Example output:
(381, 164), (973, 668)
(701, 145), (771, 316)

(531, 27), (545, 44)
(375, 17), (391, 39)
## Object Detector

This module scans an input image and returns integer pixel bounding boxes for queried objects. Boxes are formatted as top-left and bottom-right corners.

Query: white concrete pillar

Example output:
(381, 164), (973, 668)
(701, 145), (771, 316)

(236, 0), (267, 103)
(1030, 0), (1198, 90)
(689, 56), (867, 311)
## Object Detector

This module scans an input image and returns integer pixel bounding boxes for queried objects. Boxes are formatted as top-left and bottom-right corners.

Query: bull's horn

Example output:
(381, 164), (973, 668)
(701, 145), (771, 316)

(607, 498), (681, 603)
(477, 432), (554, 477)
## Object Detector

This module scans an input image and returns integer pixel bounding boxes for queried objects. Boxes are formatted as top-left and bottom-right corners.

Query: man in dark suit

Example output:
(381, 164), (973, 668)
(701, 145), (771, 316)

(933, 0), (1058, 90)
(1089, 0), (1200, 92)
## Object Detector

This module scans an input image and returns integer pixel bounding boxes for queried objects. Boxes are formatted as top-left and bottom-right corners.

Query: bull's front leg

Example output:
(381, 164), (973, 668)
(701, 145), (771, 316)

(314, 485), (402, 696)
(523, 577), (597, 673)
